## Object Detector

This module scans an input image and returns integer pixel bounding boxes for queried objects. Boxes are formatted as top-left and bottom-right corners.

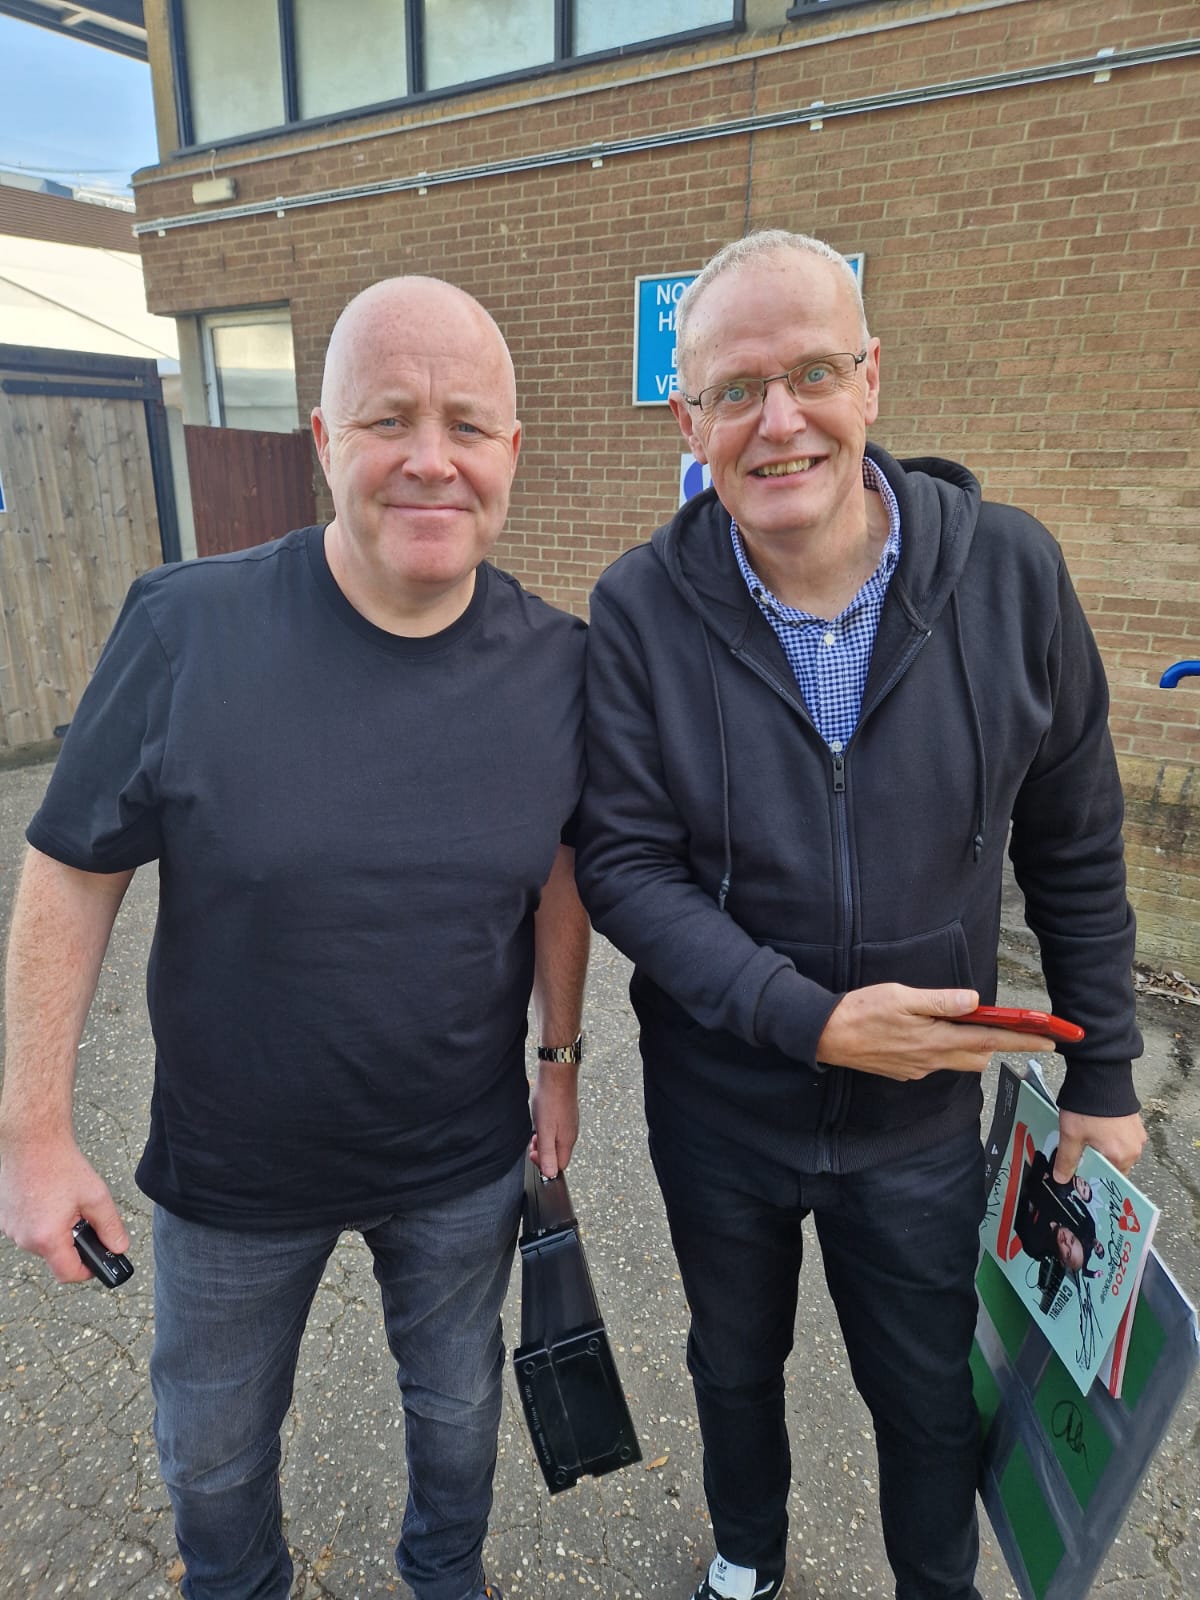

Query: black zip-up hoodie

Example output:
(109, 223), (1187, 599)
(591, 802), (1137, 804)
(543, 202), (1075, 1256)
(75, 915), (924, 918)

(576, 444), (1141, 1173)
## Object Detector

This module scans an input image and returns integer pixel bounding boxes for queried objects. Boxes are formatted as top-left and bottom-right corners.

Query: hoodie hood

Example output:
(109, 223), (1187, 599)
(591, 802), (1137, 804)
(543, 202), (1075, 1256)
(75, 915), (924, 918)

(648, 441), (994, 872)
(651, 442), (983, 645)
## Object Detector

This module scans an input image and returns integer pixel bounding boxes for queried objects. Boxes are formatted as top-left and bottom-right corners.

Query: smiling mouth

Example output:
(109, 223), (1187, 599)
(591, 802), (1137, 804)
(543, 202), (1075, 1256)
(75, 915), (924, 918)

(385, 501), (465, 512)
(752, 458), (816, 478)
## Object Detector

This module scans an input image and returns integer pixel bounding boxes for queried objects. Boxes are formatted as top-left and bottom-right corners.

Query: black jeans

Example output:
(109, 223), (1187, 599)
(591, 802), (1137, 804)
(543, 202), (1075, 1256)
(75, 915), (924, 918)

(650, 1121), (986, 1600)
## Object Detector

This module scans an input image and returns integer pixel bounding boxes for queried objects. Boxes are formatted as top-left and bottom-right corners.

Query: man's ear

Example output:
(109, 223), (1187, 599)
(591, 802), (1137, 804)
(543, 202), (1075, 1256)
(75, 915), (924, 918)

(311, 408), (332, 482)
(669, 394), (707, 465)
(862, 338), (882, 428)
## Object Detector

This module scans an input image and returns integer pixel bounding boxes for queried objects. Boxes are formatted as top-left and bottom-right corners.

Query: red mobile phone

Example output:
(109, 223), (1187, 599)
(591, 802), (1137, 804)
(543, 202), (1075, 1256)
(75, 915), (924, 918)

(952, 1006), (1085, 1044)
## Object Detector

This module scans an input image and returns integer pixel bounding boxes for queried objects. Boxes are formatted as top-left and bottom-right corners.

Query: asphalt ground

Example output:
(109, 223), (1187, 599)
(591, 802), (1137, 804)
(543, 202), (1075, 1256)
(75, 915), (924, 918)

(0, 755), (1197, 1600)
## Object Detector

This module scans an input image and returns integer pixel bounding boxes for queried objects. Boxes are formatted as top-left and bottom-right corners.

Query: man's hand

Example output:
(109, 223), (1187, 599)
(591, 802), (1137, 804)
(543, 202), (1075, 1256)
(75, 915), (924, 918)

(0, 848), (135, 1285)
(529, 1061), (579, 1180)
(1052, 1110), (1147, 1182)
(0, 1131), (128, 1284)
(815, 983), (1056, 1081)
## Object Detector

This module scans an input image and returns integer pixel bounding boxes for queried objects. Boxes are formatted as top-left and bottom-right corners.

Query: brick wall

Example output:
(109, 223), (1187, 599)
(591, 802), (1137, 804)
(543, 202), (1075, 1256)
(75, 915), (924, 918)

(135, 0), (1199, 973)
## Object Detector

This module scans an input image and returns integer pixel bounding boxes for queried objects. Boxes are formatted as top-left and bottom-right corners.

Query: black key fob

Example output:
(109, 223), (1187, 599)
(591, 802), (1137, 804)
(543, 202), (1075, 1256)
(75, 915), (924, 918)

(73, 1220), (134, 1288)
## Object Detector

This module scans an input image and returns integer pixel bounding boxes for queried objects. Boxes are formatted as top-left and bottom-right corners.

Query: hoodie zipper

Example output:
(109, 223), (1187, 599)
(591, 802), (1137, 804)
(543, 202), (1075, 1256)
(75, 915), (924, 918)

(729, 646), (858, 979)
(818, 629), (933, 1152)
(732, 627), (934, 1160)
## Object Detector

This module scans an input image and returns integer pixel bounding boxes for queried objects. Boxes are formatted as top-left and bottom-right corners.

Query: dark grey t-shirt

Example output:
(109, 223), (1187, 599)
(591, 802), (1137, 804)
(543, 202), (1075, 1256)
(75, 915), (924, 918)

(30, 527), (586, 1229)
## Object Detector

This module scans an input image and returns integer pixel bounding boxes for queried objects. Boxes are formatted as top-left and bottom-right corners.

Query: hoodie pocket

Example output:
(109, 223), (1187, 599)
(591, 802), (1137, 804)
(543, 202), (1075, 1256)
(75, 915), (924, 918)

(841, 919), (979, 1136)
(852, 919), (974, 992)
(762, 937), (839, 994)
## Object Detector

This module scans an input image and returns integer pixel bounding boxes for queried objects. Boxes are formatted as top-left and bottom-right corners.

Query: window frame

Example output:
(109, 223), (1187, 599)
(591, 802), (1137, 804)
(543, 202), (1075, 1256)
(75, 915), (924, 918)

(169, 0), (744, 154)
(786, 0), (890, 19)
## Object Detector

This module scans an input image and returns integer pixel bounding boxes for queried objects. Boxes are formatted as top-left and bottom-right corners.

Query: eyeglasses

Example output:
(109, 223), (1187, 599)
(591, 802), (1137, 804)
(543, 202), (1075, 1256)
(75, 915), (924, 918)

(682, 351), (868, 417)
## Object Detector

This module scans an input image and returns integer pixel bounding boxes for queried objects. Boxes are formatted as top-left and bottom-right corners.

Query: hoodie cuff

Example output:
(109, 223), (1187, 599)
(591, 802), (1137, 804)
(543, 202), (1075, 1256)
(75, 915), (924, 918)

(1056, 1059), (1141, 1118)
(753, 966), (843, 1068)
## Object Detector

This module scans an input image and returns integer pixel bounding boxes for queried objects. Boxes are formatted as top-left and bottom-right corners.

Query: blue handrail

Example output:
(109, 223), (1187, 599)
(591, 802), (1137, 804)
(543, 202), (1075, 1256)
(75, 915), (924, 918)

(1159, 660), (1200, 688)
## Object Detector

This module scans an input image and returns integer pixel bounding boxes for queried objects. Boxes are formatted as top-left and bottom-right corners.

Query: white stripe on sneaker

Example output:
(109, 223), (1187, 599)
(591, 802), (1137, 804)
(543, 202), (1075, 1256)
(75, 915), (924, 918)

(694, 1554), (783, 1600)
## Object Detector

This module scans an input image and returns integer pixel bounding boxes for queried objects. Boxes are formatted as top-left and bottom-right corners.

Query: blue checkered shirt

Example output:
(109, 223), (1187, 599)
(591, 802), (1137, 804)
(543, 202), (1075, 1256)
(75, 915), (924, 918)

(730, 458), (901, 752)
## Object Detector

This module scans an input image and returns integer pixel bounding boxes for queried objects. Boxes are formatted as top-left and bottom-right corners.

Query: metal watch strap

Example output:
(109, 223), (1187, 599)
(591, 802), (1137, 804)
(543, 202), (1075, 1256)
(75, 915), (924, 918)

(536, 1032), (583, 1065)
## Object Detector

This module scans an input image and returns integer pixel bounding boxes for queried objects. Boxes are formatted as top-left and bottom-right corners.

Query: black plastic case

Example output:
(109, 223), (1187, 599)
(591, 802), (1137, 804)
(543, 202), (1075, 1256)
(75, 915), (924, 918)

(513, 1162), (641, 1493)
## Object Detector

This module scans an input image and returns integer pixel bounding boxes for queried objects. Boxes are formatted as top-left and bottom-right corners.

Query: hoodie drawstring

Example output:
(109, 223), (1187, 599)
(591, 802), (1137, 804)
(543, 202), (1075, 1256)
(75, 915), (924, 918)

(700, 621), (733, 911)
(951, 590), (988, 862)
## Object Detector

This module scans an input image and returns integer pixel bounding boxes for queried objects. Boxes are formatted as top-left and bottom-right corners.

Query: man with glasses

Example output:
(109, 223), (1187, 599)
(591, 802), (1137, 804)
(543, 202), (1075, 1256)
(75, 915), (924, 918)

(576, 231), (1144, 1600)
(0, 276), (588, 1600)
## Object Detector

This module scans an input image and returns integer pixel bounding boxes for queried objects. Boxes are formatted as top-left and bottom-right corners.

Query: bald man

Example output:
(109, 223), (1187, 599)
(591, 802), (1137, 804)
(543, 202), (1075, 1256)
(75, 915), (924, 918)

(0, 277), (588, 1600)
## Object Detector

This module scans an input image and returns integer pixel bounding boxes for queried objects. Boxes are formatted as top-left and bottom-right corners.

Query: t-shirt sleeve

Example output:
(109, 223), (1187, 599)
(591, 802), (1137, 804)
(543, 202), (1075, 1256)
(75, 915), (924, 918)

(27, 580), (172, 872)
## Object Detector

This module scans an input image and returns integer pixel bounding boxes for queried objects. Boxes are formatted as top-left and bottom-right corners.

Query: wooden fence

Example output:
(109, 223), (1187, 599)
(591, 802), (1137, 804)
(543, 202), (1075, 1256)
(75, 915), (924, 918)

(184, 424), (315, 557)
(0, 346), (178, 757)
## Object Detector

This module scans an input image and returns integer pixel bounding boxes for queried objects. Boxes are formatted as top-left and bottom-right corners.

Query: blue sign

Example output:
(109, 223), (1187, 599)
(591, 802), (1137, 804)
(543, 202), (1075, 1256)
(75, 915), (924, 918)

(633, 254), (865, 408)
(680, 455), (712, 505)
(633, 273), (696, 406)
(0, 464), (6, 514)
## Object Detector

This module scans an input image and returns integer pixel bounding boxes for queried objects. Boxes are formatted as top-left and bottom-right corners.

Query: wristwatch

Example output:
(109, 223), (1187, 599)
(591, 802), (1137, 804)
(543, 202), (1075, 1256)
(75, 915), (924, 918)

(536, 1032), (583, 1065)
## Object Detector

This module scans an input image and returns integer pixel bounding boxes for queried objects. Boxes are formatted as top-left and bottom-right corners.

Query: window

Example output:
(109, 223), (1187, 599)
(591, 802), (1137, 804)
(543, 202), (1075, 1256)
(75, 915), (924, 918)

(172, 0), (742, 148)
(575, 0), (732, 57)
(180, 0), (284, 145)
(201, 309), (300, 433)
(424, 0), (555, 92)
(294, 0), (410, 121)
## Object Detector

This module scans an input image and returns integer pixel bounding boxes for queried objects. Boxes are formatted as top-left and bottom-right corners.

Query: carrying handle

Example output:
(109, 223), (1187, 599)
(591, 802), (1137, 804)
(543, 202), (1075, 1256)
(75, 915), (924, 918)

(521, 1157), (578, 1241)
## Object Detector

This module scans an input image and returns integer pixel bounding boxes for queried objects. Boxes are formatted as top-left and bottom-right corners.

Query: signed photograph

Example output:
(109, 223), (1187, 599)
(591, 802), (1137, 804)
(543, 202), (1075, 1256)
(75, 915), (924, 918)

(982, 1062), (1157, 1396)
